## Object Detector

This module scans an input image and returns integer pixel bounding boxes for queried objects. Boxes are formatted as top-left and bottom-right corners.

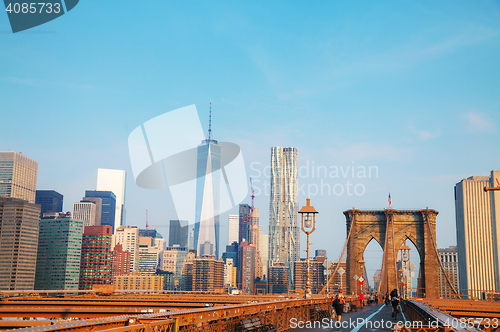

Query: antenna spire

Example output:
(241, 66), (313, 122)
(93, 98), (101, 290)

(208, 99), (212, 140)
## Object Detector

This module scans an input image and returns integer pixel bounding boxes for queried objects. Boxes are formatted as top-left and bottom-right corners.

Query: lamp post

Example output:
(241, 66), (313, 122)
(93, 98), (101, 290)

(299, 198), (318, 299)
(358, 259), (365, 293)
(399, 241), (411, 299)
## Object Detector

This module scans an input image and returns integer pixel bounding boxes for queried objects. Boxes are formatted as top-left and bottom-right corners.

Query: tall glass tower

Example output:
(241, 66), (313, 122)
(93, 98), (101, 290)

(268, 147), (299, 283)
(194, 104), (221, 258)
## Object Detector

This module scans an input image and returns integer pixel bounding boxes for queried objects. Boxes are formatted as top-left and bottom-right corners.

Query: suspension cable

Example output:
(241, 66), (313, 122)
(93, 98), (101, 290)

(319, 208), (356, 295)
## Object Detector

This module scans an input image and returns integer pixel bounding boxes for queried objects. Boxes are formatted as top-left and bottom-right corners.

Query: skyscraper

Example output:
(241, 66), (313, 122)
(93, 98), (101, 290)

(239, 204), (252, 243)
(96, 168), (126, 232)
(437, 246), (459, 299)
(268, 147), (299, 283)
(169, 220), (188, 247)
(35, 212), (84, 290)
(192, 255), (224, 291)
(35, 190), (63, 218)
(0, 197), (40, 290)
(294, 258), (325, 295)
(85, 190), (116, 231)
(238, 241), (255, 294)
(79, 225), (112, 290)
(194, 108), (221, 258)
(455, 172), (500, 298)
(0, 151), (38, 204)
(228, 214), (239, 245)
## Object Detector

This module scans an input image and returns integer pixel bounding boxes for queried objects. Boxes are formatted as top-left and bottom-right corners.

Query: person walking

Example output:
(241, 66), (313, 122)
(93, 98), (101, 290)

(358, 292), (364, 308)
(369, 293), (374, 306)
(332, 290), (346, 322)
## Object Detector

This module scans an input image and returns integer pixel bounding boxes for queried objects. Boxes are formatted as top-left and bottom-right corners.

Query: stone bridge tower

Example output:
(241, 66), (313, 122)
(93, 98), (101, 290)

(344, 208), (439, 298)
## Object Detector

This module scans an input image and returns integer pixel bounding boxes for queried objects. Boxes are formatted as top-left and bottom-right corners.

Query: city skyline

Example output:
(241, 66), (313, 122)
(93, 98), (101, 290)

(1, 1), (499, 269)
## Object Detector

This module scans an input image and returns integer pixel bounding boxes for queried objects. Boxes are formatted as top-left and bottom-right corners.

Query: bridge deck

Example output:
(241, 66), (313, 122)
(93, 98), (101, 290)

(289, 303), (400, 331)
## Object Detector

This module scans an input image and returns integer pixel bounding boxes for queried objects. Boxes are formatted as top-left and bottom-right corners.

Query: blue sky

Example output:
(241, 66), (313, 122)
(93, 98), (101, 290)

(1, 1), (499, 283)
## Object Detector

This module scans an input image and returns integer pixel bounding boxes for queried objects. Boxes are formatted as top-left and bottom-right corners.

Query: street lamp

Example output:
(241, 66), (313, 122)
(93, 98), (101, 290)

(299, 198), (318, 299)
(358, 259), (365, 293)
(400, 241), (411, 299)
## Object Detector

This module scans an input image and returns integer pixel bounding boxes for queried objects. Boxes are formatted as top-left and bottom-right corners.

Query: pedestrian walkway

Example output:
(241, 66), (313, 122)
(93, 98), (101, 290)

(288, 302), (406, 331)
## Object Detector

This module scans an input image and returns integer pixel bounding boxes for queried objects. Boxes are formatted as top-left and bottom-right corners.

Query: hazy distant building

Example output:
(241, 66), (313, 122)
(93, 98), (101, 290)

(228, 214), (239, 245)
(35, 190), (63, 218)
(85, 190), (116, 231)
(35, 213), (83, 290)
(73, 201), (97, 227)
(315, 250), (327, 259)
(294, 258), (325, 295)
(114, 226), (139, 273)
(181, 251), (196, 291)
(0, 151), (38, 204)
(0, 197), (40, 290)
(111, 244), (131, 279)
(268, 262), (289, 294)
(169, 220), (188, 247)
(79, 225), (112, 290)
(455, 172), (500, 298)
(194, 131), (221, 258)
(251, 209), (263, 280)
(96, 168), (126, 233)
(192, 255), (224, 291)
(438, 246), (459, 299)
(259, 226), (269, 278)
(80, 197), (102, 225)
(268, 147), (299, 283)
(224, 258), (237, 288)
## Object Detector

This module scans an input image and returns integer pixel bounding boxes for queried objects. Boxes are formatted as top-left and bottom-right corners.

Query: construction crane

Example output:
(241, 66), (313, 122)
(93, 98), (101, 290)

(145, 210), (149, 230)
(250, 178), (255, 212)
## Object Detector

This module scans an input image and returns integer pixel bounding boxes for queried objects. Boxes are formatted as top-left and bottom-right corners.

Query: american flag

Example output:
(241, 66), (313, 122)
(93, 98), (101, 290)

(388, 193), (392, 206)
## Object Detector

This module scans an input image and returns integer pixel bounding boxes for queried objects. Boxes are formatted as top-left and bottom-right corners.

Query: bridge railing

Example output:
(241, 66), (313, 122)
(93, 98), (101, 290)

(6, 297), (331, 332)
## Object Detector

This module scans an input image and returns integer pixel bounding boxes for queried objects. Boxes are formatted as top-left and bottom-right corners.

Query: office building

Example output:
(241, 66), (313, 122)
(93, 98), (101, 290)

(328, 260), (347, 293)
(438, 246), (460, 299)
(228, 214), (239, 245)
(161, 246), (188, 285)
(113, 272), (164, 290)
(114, 226), (139, 273)
(239, 204), (252, 243)
(79, 225), (112, 290)
(0, 151), (38, 204)
(85, 190), (116, 231)
(222, 242), (239, 269)
(169, 220), (188, 247)
(181, 251), (196, 291)
(294, 258), (325, 295)
(194, 127), (221, 258)
(192, 255), (224, 291)
(80, 197), (102, 225)
(111, 244), (131, 279)
(96, 168), (126, 232)
(268, 147), (299, 283)
(73, 202), (97, 227)
(0, 197), (40, 290)
(315, 250), (327, 259)
(35, 190), (63, 218)
(455, 172), (500, 298)
(138, 248), (160, 275)
(268, 263), (289, 294)
(35, 212), (84, 290)
(239, 241), (255, 294)
(250, 208), (263, 280)
(224, 258), (237, 288)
